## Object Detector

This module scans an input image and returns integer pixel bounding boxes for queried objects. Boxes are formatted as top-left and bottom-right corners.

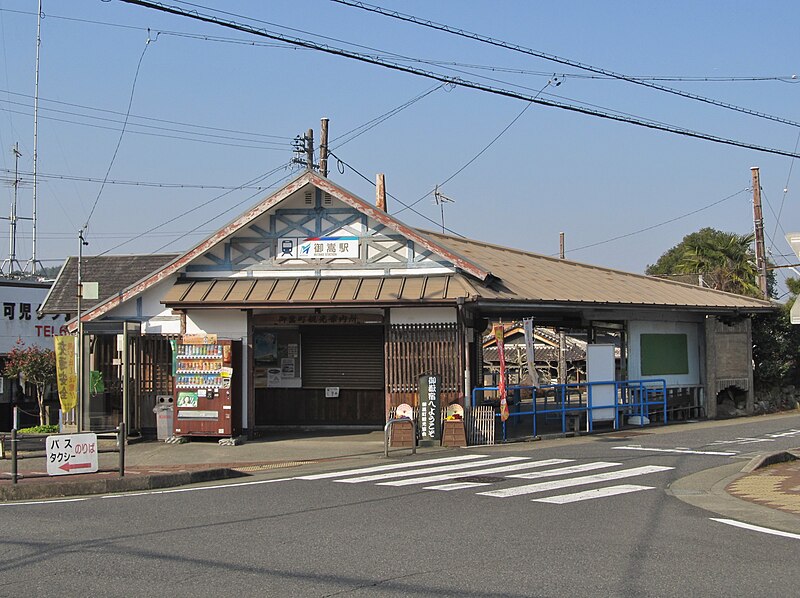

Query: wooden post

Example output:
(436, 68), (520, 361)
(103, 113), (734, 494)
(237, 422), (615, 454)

(305, 128), (314, 171)
(320, 118), (329, 177)
(558, 232), (567, 385)
(751, 167), (768, 299)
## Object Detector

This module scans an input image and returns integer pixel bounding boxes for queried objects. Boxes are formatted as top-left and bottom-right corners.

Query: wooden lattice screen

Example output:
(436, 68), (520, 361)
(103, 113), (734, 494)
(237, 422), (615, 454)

(385, 323), (462, 416)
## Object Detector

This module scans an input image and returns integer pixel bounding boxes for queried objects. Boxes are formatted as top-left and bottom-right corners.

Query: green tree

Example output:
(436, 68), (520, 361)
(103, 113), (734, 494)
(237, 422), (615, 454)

(3, 340), (57, 426)
(646, 227), (762, 298)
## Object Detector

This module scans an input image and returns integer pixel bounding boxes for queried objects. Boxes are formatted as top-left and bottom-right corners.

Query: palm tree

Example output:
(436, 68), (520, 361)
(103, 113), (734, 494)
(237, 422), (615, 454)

(674, 229), (761, 297)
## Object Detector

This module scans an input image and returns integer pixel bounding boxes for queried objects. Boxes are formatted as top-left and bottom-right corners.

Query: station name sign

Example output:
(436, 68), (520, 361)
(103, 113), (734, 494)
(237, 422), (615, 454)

(278, 236), (360, 260)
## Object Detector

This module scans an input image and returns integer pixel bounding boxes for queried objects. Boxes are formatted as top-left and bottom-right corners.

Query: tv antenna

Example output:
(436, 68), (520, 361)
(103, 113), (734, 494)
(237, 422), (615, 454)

(433, 185), (456, 234)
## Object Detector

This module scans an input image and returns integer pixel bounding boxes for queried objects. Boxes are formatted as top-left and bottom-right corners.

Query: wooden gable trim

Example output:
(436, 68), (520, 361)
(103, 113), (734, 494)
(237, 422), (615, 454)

(73, 171), (492, 330)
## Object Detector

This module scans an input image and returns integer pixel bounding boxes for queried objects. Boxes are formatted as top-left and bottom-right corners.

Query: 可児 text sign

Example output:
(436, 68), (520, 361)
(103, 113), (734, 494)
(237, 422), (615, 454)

(46, 433), (99, 476)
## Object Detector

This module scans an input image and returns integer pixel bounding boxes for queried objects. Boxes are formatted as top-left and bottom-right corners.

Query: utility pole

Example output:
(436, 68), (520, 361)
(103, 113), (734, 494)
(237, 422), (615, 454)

(751, 167), (769, 299)
(319, 118), (329, 177)
(305, 128), (314, 171)
(558, 232), (567, 385)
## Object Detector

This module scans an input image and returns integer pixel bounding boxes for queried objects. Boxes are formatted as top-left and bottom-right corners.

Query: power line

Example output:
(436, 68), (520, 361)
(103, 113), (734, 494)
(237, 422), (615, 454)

(0, 169), (269, 190)
(84, 34), (153, 230)
(99, 161), (294, 256)
(0, 104), (290, 151)
(150, 167), (299, 254)
(327, 149), (465, 237)
(0, 89), (292, 141)
(5, 7), (796, 86)
(566, 188), (750, 254)
(333, 0), (800, 130)
(118, 0), (800, 160)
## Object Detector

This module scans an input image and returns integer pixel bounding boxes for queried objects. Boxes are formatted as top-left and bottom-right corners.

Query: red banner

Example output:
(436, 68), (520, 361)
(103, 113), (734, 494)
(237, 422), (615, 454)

(494, 324), (509, 422)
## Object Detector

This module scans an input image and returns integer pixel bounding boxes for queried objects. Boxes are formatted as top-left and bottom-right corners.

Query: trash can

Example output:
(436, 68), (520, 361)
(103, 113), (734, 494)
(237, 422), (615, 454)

(153, 395), (174, 440)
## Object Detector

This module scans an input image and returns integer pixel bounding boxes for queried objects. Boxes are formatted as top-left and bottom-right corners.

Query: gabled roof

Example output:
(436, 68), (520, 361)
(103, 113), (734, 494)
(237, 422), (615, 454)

(65, 170), (491, 327)
(39, 254), (180, 315)
(421, 230), (774, 311)
(46, 171), (775, 328)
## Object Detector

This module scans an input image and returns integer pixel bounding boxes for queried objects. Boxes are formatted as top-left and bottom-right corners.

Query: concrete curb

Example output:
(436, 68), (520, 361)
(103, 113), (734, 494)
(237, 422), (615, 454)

(668, 451), (800, 534)
(740, 449), (799, 473)
(0, 468), (249, 502)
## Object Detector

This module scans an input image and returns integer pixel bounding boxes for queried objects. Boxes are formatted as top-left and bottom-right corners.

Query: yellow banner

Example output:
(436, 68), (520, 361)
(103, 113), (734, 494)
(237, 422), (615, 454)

(54, 335), (78, 412)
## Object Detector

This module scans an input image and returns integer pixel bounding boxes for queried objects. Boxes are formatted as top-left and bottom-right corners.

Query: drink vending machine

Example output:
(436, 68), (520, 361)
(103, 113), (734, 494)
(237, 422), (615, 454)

(173, 336), (241, 437)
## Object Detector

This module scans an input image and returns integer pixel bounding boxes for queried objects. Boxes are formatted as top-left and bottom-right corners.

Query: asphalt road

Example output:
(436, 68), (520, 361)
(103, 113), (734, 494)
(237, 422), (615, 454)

(2, 415), (799, 597)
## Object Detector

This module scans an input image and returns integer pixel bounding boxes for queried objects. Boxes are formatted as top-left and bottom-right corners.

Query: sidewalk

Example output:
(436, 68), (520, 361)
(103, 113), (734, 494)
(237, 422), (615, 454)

(0, 430), (445, 501)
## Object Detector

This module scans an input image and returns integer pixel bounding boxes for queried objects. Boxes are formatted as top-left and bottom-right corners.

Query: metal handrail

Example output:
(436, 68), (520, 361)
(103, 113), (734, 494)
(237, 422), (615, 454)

(384, 417), (417, 457)
(470, 379), (669, 441)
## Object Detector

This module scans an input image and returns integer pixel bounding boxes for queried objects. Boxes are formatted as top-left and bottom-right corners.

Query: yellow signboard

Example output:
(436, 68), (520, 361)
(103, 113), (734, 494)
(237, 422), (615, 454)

(54, 335), (78, 412)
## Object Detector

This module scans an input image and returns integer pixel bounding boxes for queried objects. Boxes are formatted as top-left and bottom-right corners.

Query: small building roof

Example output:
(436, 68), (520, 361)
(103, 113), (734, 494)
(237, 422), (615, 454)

(39, 254), (179, 315)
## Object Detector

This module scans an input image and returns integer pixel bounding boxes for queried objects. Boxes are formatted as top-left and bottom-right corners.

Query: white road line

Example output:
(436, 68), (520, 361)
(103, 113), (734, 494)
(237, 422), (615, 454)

(508, 461), (620, 479)
(477, 465), (674, 498)
(375, 458), (574, 487)
(340, 456), (531, 484)
(297, 454), (488, 480)
(767, 430), (800, 438)
(612, 446), (737, 456)
(710, 518), (800, 540)
(424, 481), (491, 491)
(0, 497), (90, 507)
(532, 484), (654, 504)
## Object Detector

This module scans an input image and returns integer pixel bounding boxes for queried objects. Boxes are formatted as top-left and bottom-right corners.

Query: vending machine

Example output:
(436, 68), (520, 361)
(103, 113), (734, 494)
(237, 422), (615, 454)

(173, 336), (241, 437)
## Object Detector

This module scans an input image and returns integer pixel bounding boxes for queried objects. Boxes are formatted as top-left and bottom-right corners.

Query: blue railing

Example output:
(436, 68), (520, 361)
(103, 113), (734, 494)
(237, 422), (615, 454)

(470, 379), (668, 442)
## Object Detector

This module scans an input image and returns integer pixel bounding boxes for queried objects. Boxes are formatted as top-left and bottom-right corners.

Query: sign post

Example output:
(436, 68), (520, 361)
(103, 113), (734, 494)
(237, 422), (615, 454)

(45, 432), (98, 476)
(419, 373), (440, 446)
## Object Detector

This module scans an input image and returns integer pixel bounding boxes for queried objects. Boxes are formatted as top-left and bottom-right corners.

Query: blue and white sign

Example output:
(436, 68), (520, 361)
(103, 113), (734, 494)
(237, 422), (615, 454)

(278, 236), (359, 260)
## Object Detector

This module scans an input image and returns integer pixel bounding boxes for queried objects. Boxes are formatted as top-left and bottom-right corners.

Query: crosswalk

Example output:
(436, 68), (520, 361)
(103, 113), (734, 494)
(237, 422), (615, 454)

(297, 455), (674, 506)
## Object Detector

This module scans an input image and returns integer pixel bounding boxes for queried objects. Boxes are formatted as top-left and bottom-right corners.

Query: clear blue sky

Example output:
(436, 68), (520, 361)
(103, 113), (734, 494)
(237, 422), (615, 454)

(1, 1), (798, 296)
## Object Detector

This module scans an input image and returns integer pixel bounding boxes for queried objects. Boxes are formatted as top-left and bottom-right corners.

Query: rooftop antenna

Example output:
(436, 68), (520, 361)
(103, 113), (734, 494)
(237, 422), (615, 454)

(24, 0), (44, 276)
(1, 143), (26, 276)
(433, 185), (456, 234)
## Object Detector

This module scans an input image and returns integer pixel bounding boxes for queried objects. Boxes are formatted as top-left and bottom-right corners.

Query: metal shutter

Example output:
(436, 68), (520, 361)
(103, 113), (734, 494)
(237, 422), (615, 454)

(301, 325), (384, 389)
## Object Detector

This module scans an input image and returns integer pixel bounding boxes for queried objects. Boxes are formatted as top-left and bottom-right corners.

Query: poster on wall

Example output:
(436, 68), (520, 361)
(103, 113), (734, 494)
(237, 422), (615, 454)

(253, 327), (302, 388)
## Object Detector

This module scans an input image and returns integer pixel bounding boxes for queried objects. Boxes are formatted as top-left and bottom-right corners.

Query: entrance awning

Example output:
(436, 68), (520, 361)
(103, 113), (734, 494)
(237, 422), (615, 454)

(162, 275), (478, 307)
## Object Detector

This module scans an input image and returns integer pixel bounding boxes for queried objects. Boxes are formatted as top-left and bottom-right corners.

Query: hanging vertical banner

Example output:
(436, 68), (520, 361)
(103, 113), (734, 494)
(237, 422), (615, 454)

(522, 317), (539, 386)
(54, 335), (78, 412)
(493, 324), (509, 422)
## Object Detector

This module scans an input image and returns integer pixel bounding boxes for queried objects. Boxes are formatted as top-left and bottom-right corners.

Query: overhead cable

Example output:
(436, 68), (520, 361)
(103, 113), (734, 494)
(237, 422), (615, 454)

(118, 0), (800, 160)
(333, 0), (800, 129)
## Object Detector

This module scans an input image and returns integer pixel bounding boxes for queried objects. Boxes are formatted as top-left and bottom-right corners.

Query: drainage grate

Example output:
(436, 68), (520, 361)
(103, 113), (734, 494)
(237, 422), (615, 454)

(233, 461), (318, 472)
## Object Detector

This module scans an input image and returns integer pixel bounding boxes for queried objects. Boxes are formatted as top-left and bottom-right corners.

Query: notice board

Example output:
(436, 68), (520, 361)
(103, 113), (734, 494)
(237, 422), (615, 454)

(587, 344), (616, 423)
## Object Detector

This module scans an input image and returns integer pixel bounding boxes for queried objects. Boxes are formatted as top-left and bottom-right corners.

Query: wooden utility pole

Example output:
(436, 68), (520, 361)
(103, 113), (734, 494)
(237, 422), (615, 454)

(751, 167), (769, 299)
(305, 128), (314, 171)
(558, 232), (567, 385)
(319, 118), (329, 177)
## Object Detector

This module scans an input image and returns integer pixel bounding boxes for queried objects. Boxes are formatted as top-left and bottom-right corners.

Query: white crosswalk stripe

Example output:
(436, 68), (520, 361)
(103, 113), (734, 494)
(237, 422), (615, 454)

(477, 465), (673, 498)
(296, 456), (674, 506)
(532, 484), (654, 504)
(339, 456), (534, 484)
(296, 454), (488, 480)
(507, 461), (620, 480)
(375, 458), (573, 487)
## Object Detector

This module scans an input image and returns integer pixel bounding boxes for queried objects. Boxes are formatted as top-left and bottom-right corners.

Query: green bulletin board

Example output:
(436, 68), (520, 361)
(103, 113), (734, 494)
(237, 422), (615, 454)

(640, 333), (689, 375)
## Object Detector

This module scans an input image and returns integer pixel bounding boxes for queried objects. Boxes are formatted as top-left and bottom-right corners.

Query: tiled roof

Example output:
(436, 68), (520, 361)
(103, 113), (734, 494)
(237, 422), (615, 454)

(39, 254), (180, 314)
(162, 274), (472, 306)
(421, 230), (774, 311)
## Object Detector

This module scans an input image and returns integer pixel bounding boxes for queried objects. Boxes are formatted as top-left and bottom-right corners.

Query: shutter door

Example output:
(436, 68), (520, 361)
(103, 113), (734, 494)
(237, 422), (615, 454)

(301, 325), (384, 389)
